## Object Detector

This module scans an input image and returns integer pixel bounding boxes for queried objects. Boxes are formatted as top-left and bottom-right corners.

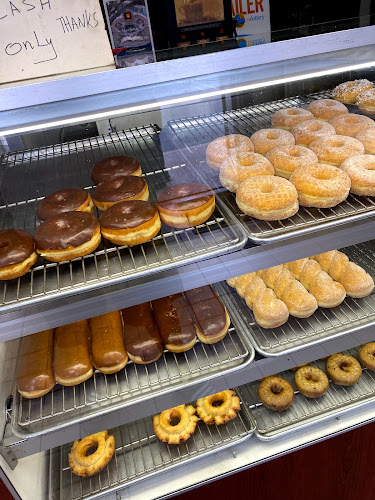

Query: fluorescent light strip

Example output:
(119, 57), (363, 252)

(3, 60), (375, 136)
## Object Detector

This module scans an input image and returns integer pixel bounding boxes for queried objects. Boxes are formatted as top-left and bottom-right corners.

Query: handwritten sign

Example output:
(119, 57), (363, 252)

(0, 0), (115, 85)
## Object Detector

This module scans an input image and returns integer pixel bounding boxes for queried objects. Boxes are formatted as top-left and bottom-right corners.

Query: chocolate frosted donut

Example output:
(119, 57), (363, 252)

(0, 229), (38, 280)
(100, 200), (161, 246)
(34, 212), (101, 262)
(37, 188), (93, 221)
(91, 156), (142, 185)
(157, 182), (215, 228)
(93, 175), (149, 211)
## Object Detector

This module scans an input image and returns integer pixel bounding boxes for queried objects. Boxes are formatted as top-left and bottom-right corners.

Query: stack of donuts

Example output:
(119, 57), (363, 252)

(258, 344), (375, 411)
(0, 155), (216, 281)
(15, 285), (231, 399)
(227, 249), (374, 329)
(205, 79), (375, 221)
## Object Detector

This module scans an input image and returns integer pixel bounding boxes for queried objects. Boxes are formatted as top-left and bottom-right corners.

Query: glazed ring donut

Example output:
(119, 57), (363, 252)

(219, 152), (274, 192)
(153, 404), (198, 444)
(250, 128), (295, 156)
(358, 343), (375, 371)
(290, 164), (351, 208)
(294, 366), (329, 398)
(266, 144), (318, 179)
(308, 135), (365, 166)
(206, 134), (254, 171)
(355, 128), (375, 154)
(258, 376), (294, 411)
(326, 353), (362, 386)
(340, 154), (375, 196)
(355, 88), (375, 113)
(272, 107), (313, 130)
(333, 79), (373, 104)
(307, 99), (349, 121)
(236, 175), (299, 220)
(69, 431), (115, 477)
(291, 119), (336, 147)
(196, 390), (241, 425)
(328, 113), (375, 137)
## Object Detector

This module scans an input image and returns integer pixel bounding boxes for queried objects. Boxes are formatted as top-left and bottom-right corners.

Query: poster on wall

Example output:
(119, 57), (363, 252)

(231, 0), (271, 46)
(103, 0), (155, 67)
(173, 0), (225, 28)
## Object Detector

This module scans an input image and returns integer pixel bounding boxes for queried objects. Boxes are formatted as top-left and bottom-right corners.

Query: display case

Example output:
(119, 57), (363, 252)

(1, 22), (375, 500)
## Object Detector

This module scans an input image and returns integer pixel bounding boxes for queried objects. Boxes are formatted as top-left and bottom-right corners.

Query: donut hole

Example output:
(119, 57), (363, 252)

(266, 131), (279, 140)
(332, 139), (346, 148)
(239, 157), (256, 167)
(260, 184), (273, 194)
(325, 102), (335, 107)
(169, 411), (181, 426)
(212, 399), (224, 407)
(289, 149), (303, 157)
(314, 171), (333, 181)
(287, 109), (299, 115)
(270, 383), (283, 395)
(339, 361), (351, 372)
(85, 444), (98, 457)
(309, 123), (322, 132)
(304, 374), (320, 383)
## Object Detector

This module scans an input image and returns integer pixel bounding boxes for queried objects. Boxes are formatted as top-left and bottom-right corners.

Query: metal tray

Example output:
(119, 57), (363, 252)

(48, 388), (254, 500)
(165, 90), (375, 243)
(220, 241), (375, 356)
(239, 346), (375, 441)
(12, 283), (255, 438)
(0, 126), (247, 313)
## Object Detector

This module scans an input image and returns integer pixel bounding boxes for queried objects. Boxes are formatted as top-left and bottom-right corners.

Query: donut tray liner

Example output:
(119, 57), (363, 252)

(239, 346), (375, 441)
(12, 283), (255, 438)
(165, 89), (375, 243)
(0, 125), (246, 313)
(220, 241), (375, 356)
(48, 388), (254, 500)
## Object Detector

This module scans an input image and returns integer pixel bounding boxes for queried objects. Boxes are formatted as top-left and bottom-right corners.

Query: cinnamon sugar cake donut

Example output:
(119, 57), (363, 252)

(355, 128), (375, 154)
(250, 128), (295, 156)
(328, 113), (375, 137)
(340, 154), (375, 196)
(205, 134), (254, 171)
(219, 152), (274, 192)
(291, 119), (336, 146)
(272, 107), (313, 130)
(355, 88), (375, 113)
(266, 145), (318, 179)
(307, 99), (349, 121)
(309, 135), (365, 166)
(333, 79), (373, 104)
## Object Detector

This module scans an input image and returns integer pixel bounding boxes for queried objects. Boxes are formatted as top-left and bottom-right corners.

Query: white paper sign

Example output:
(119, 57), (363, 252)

(231, 0), (271, 46)
(0, 0), (115, 84)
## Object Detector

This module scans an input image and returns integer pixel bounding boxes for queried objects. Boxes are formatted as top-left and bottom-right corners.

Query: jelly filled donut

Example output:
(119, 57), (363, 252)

(205, 134), (254, 171)
(290, 164), (351, 208)
(358, 343), (375, 371)
(100, 200), (161, 246)
(93, 175), (149, 211)
(250, 128), (295, 156)
(0, 229), (38, 280)
(37, 188), (94, 221)
(236, 175), (299, 220)
(309, 135), (365, 166)
(272, 107), (313, 130)
(153, 404), (198, 444)
(219, 152), (274, 192)
(266, 144), (318, 179)
(34, 212), (101, 262)
(356, 88), (375, 113)
(333, 79), (373, 104)
(326, 353), (362, 386)
(91, 155), (142, 185)
(328, 113), (375, 137)
(340, 154), (375, 196)
(307, 98), (349, 121)
(157, 182), (215, 228)
(355, 128), (375, 154)
(294, 365), (329, 398)
(258, 376), (294, 411)
(291, 119), (336, 147)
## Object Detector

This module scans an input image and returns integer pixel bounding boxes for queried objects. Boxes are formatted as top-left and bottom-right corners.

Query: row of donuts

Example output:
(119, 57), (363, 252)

(333, 78), (375, 112)
(16, 285), (230, 399)
(258, 344), (375, 411)
(0, 154), (216, 280)
(227, 250), (374, 330)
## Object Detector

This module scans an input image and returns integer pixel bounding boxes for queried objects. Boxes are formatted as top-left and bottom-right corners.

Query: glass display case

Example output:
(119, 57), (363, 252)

(1, 22), (375, 500)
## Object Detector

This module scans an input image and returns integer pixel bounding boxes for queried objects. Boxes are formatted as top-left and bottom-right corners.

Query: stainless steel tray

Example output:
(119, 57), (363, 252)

(48, 388), (254, 500)
(166, 90), (375, 243)
(221, 241), (375, 356)
(0, 126), (247, 313)
(12, 283), (255, 438)
(239, 346), (375, 441)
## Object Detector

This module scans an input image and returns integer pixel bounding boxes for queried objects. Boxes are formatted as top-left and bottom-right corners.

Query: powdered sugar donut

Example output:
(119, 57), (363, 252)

(328, 113), (375, 137)
(292, 119), (336, 146)
(266, 145), (318, 179)
(272, 107), (313, 130)
(355, 88), (375, 113)
(307, 99), (349, 120)
(355, 128), (375, 154)
(206, 134), (254, 171)
(250, 128), (295, 156)
(219, 152), (274, 192)
(340, 154), (375, 196)
(309, 135), (365, 166)
(333, 79), (373, 104)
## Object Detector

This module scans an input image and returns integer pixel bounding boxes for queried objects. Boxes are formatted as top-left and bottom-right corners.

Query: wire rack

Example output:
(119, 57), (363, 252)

(165, 90), (375, 243)
(0, 125), (246, 313)
(240, 346), (375, 441)
(12, 283), (254, 438)
(221, 241), (375, 356)
(48, 389), (254, 500)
